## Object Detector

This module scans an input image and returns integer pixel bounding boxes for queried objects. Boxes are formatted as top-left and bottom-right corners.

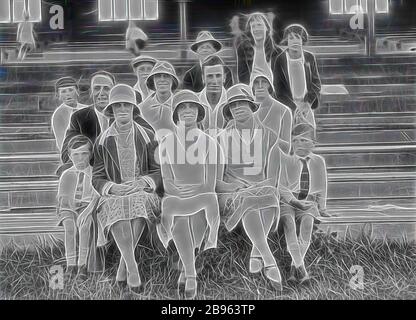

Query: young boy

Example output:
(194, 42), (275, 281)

(57, 135), (98, 280)
(279, 123), (329, 284)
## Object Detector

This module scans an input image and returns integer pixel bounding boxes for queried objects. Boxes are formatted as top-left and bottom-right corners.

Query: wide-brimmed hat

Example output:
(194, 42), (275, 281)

(172, 90), (206, 125)
(131, 55), (157, 70)
(281, 24), (309, 46)
(223, 84), (259, 122)
(190, 31), (222, 53)
(55, 77), (78, 95)
(146, 61), (179, 92)
(103, 84), (141, 117)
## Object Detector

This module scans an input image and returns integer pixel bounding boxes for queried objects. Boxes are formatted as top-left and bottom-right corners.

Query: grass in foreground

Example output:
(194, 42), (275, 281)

(0, 228), (415, 300)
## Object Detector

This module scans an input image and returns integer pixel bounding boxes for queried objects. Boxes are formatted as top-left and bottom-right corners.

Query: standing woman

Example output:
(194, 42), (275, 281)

(250, 70), (292, 154)
(17, 10), (36, 61)
(236, 12), (281, 86)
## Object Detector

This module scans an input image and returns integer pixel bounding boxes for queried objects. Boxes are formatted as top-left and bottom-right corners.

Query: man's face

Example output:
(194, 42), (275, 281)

(253, 77), (271, 100)
(230, 101), (253, 123)
(154, 73), (173, 94)
(288, 32), (303, 55)
(58, 86), (78, 107)
(197, 42), (216, 60)
(69, 144), (91, 171)
(177, 102), (199, 126)
(250, 18), (266, 42)
(204, 64), (224, 94)
(113, 102), (134, 126)
(293, 133), (315, 158)
(92, 83), (113, 113)
(135, 62), (154, 84)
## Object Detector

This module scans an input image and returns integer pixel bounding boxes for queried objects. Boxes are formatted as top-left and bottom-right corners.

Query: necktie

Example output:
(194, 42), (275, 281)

(298, 158), (310, 201)
(74, 172), (85, 206)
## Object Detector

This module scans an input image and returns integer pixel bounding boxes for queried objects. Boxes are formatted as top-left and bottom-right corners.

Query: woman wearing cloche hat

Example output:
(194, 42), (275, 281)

(157, 90), (220, 299)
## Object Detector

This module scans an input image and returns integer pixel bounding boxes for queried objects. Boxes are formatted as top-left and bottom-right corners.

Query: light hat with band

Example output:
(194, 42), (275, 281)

(190, 31), (222, 53)
(103, 84), (141, 118)
(281, 24), (309, 46)
(55, 77), (78, 95)
(172, 90), (206, 125)
(223, 84), (259, 122)
(146, 61), (180, 92)
(131, 55), (158, 70)
(250, 68), (275, 95)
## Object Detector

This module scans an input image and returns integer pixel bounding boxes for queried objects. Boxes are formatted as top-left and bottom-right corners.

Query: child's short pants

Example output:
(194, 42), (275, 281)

(280, 201), (319, 221)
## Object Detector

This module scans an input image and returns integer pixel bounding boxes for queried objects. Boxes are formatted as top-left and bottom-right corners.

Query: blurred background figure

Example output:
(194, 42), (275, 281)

(17, 9), (36, 61)
(126, 20), (148, 56)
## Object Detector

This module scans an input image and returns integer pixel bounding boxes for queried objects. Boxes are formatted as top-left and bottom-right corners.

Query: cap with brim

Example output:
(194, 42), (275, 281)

(103, 84), (141, 118)
(223, 84), (259, 122)
(55, 77), (78, 94)
(250, 67), (274, 94)
(146, 61), (179, 92)
(190, 31), (222, 53)
(131, 55), (157, 70)
(281, 24), (309, 46)
(172, 90), (206, 125)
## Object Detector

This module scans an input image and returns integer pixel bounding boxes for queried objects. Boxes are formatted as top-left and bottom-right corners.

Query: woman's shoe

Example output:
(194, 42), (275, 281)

(298, 265), (311, 285)
(128, 274), (144, 296)
(249, 257), (263, 274)
(264, 265), (282, 292)
(184, 276), (197, 300)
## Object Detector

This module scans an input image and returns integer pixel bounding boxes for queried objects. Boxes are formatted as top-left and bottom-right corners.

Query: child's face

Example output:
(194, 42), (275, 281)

(69, 144), (91, 170)
(293, 132), (315, 158)
(58, 86), (78, 107)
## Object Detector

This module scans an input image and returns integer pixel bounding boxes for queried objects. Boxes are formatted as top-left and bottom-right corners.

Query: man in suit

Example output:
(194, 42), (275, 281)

(272, 24), (321, 128)
(61, 71), (116, 167)
(183, 31), (233, 92)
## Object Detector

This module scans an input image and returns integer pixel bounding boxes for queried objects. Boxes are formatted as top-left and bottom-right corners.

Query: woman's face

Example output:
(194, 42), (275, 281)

(177, 102), (199, 126)
(230, 101), (253, 123)
(112, 102), (134, 126)
(154, 73), (173, 94)
(135, 62), (154, 84)
(253, 77), (271, 100)
(288, 32), (303, 54)
(197, 42), (216, 60)
(250, 17), (267, 43)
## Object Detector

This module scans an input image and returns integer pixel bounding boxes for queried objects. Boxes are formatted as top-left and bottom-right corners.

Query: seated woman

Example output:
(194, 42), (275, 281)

(56, 135), (102, 280)
(250, 70), (292, 154)
(216, 84), (282, 290)
(92, 84), (161, 294)
(157, 90), (220, 299)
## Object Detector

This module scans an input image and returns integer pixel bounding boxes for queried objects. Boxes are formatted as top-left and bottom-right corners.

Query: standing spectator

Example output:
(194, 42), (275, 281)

(183, 31), (233, 92)
(250, 70), (292, 154)
(273, 24), (321, 128)
(17, 10), (36, 61)
(125, 20), (148, 56)
(52, 77), (88, 152)
(93, 84), (161, 294)
(131, 56), (158, 102)
(60, 71), (115, 167)
(198, 55), (229, 131)
(236, 12), (282, 85)
(140, 61), (180, 139)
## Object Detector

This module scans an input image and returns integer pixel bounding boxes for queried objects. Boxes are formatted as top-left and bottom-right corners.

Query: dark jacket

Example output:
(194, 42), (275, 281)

(272, 49), (321, 111)
(92, 123), (162, 196)
(61, 105), (153, 165)
(236, 37), (283, 85)
(182, 62), (234, 93)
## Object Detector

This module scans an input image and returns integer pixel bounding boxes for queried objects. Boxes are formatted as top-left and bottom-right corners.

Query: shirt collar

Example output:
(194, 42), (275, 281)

(200, 87), (227, 109)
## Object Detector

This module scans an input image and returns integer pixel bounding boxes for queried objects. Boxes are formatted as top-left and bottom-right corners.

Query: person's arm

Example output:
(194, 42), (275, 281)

(266, 142), (281, 188)
(91, 139), (111, 195)
(142, 133), (162, 192)
(51, 109), (66, 151)
(236, 42), (251, 85)
(61, 111), (82, 164)
(203, 138), (219, 192)
(279, 108), (292, 154)
(304, 52), (321, 110)
(315, 156), (328, 212)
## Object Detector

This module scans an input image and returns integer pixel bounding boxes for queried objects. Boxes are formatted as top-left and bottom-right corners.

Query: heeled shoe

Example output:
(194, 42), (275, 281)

(184, 276), (197, 300)
(264, 265), (282, 292)
(298, 265), (311, 285)
(249, 257), (263, 274)
(128, 274), (144, 296)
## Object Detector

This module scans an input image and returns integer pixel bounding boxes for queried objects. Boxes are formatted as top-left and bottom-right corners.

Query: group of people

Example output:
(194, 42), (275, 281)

(51, 12), (329, 299)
